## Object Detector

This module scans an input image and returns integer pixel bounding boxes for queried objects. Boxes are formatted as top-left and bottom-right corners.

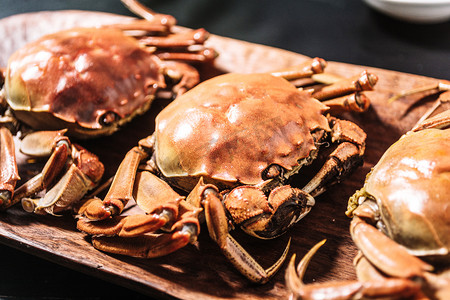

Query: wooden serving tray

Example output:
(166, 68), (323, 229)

(0, 10), (445, 300)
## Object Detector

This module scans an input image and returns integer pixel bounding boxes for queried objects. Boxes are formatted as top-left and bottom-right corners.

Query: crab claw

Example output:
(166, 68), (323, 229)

(224, 185), (315, 239)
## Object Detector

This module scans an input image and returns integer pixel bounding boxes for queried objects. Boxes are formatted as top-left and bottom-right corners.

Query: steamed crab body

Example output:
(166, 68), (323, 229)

(0, 0), (214, 213)
(287, 109), (450, 299)
(3, 27), (166, 138)
(77, 58), (377, 283)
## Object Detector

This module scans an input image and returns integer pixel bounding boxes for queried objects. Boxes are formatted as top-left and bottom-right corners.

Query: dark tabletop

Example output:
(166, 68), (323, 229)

(0, 0), (449, 299)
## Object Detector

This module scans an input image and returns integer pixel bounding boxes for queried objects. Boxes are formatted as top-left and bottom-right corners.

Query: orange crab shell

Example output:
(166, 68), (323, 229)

(154, 73), (330, 190)
(4, 27), (165, 138)
(365, 128), (450, 260)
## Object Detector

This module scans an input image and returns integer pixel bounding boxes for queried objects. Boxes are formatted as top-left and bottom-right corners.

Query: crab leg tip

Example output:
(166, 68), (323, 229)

(296, 239), (327, 279)
(312, 57), (327, 74)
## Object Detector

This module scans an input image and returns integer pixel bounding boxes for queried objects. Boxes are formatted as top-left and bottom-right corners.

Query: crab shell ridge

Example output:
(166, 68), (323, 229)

(4, 27), (164, 138)
(154, 73), (330, 190)
(365, 128), (450, 261)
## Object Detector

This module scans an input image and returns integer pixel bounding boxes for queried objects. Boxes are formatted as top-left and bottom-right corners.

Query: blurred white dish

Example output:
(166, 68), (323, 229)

(363, 0), (450, 23)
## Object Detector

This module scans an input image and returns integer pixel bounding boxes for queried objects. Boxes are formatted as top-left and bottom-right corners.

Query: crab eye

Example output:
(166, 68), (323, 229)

(99, 111), (120, 127)
(262, 164), (284, 180)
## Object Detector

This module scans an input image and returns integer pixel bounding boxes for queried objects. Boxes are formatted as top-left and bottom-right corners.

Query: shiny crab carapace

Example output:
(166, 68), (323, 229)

(0, 0), (215, 214)
(77, 58), (378, 283)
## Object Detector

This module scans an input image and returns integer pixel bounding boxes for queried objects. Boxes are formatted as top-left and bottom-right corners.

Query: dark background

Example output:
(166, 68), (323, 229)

(0, 0), (449, 299)
(2, 0), (450, 80)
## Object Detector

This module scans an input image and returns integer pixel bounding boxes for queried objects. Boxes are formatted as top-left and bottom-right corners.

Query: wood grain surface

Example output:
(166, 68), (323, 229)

(0, 11), (445, 300)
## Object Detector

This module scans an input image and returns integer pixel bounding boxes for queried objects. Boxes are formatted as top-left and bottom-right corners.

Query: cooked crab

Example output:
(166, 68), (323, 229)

(2, 0), (214, 138)
(0, 0), (215, 214)
(76, 58), (377, 283)
(287, 108), (450, 299)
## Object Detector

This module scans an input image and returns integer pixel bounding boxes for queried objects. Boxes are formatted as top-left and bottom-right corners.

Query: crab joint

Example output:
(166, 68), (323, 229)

(322, 92), (371, 114)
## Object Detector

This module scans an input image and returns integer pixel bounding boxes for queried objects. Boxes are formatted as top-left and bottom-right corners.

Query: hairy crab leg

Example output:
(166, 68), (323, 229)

(0, 127), (20, 208)
(302, 117), (366, 197)
(21, 164), (97, 215)
(22, 130), (71, 187)
(308, 71), (377, 114)
(102, 19), (170, 33)
(286, 240), (422, 300)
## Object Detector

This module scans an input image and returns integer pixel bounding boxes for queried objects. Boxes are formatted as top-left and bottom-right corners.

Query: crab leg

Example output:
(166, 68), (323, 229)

(302, 117), (366, 197)
(350, 216), (433, 279)
(272, 61), (376, 114)
(311, 71), (378, 101)
(286, 240), (422, 300)
(103, 19), (169, 33)
(0, 127), (20, 208)
(1, 130), (72, 209)
(120, 0), (176, 27)
(139, 28), (210, 48)
(3, 131), (104, 214)
(411, 106), (450, 132)
(321, 93), (371, 113)
(81, 136), (154, 220)
(20, 144), (104, 215)
(78, 169), (200, 257)
(270, 57), (327, 80)
(118, 0), (216, 63)
(159, 61), (200, 96)
(388, 80), (450, 103)
(90, 212), (199, 258)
